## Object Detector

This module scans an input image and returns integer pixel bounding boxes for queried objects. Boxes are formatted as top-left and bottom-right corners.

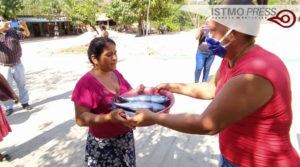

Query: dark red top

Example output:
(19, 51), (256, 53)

(216, 45), (300, 166)
(72, 70), (131, 138)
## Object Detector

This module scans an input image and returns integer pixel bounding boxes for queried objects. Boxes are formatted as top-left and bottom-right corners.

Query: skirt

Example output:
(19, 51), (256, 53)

(0, 106), (11, 141)
(85, 130), (136, 167)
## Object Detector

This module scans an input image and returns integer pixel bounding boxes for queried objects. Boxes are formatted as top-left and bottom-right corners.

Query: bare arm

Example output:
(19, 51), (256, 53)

(75, 104), (133, 128)
(19, 21), (30, 37)
(129, 74), (273, 135)
(157, 70), (220, 100)
(0, 74), (19, 103)
(195, 27), (203, 40)
(101, 31), (108, 37)
(0, 22), (10, 33)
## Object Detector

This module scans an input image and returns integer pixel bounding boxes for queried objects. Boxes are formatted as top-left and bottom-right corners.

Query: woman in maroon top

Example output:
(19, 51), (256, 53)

(72, 37), (136, 166)
(127, 0), (300, 166)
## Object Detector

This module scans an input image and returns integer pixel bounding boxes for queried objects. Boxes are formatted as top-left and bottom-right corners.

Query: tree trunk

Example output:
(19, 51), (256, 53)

(137, 10), (148, 36)
(138, 18), (144, 36)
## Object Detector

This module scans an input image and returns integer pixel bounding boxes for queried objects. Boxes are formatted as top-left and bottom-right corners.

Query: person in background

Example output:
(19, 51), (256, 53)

(160, 23), (166, 34)
(100, 25), (109, 38)
(85, 25), (100, 47)
(194, 23), (215, 83)
(0, 16), (32, 116)
(54, 22), (59, 37)
(0, 73), (19, 162)
(127, 0), (300, 166)
(72, 37), (136, 166)
(90, 26), (99, 39)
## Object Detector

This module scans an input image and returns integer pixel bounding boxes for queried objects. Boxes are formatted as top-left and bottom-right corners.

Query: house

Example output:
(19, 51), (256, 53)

(96, 13), (116, 28)
(17, 16), (74, 37)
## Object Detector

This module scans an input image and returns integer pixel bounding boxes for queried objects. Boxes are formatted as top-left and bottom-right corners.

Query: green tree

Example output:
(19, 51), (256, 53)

(77, 0), (99, 25)
(107, 1), (141, 27)
(208, 0), (218, 5)
(0, 0), (24, 19)
(19, 0), (100, 25)
(162, 10), (194, 32)
(60, 0), (99, 25)
(18, 0), (62, 19)
(40, 0), (62, 19)
(267, 0), (299, 4)
(61, 0), (82, 25)
(18, 0), (43, 16)
(107, 0), (184, 35)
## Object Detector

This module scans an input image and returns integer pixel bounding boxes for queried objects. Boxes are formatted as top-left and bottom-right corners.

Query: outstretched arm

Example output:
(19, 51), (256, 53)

(156, 70), (219, 100)
(129, 74), (273, 135)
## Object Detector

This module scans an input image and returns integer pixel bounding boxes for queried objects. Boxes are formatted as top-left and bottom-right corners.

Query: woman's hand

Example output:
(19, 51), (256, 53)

(108, 109), (135, 129)
(19, 21), (30, 37)
(12, 93), (19, 104)
(19, 21), (28, 29)
(0, 22), (10, 32)
(136, 84), (145, 94)
(126, 109), (156, 127)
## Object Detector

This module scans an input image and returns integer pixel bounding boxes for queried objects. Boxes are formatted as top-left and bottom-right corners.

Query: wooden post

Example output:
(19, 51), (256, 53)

(47, 22), (50, 37)
(38, 22), (44, 37)
(67, 22), (70, 35)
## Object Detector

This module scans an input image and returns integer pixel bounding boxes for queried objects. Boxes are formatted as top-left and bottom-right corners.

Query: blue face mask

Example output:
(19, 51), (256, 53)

(206, 29), (233, 58)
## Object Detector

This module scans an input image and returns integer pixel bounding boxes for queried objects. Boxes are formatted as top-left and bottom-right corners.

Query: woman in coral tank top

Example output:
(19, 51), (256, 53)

(127, 0), (300, 166)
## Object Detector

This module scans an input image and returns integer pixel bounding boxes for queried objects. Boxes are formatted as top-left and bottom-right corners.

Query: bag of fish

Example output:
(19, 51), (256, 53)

(112, 87), (175, 116)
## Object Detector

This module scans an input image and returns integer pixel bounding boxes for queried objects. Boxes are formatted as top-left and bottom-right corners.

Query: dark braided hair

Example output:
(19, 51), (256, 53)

(91, 26), (99, 35)
(87, 37), (116, 65)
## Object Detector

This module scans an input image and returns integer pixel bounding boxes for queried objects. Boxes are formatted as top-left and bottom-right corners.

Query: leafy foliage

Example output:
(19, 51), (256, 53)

(208, 0), (219, 5)
(106, 0), (139, 25)
(107, 0), (193, 34)
(19, 0), (100, 25)
(0, 0), (24, 19)
(17, 0), (200, 32)
(267, 0), (299, 5)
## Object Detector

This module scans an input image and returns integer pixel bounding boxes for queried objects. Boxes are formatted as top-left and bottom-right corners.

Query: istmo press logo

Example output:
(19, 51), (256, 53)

(180, 5), (300, 28)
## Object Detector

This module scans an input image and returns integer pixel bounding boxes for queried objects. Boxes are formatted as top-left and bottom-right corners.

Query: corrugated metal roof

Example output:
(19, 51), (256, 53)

(17, 17), (70, 23)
